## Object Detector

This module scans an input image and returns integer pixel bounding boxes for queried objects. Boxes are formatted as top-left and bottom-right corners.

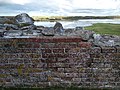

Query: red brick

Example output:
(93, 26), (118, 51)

(53, 37), (82, 42)
(67, 37), (82, 42)
(78, 42), (91, 48)
(27, 37), (82, 43)
(53, 38), (65, 42)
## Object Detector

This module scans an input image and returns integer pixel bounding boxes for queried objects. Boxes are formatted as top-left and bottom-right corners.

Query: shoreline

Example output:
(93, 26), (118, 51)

(32, 16), (120, 21)
(1, 16), (120, 22)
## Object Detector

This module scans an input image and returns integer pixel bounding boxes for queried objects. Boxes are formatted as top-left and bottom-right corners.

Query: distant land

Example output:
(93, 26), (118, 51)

(32, 16), (120, 21)
(1, 16), (120, 22)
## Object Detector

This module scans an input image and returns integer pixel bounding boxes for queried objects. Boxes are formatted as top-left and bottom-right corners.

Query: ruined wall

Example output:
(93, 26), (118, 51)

(0, 37), (120, 88)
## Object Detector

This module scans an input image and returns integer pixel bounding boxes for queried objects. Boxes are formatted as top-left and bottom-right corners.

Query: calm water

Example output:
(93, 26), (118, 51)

(34, 19), (120, 29)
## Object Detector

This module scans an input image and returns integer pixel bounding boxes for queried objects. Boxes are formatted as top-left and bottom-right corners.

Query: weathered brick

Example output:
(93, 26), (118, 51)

(101, 47), (116, 53)
(27, 38), (41, 42)
(57, 68), (64, 72)
(41, 43), (51, 48)
(28, 37), (82, 43)
(116, 46), (120, 53)
(0, 38), (120, 88)
(57, 58), (70, 63)
(53, 48), (64, 53)
(53, 37), (82, 43)
(64, 68), (76, 73)
(78, 42), (91, 48)
(41, 58), (58, 63)
(33, 43), (41, 48)
(90, 53), (103, 59)
(48, 63), (70, 68)
(54, 43), (70, 48)
(17, 43), (33, 48)
(42, 53), (69, 58)
(65, 48), (70, 53)
(41, 48), (52, 53)
(89, 47), (101, 54)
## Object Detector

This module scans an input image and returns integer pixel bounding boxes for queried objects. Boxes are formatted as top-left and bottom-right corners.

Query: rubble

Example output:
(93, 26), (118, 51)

(0, 13), (119, 47)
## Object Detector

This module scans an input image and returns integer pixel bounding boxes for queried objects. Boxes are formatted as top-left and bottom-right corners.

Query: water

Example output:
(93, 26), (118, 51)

(34, 19), (120, 29)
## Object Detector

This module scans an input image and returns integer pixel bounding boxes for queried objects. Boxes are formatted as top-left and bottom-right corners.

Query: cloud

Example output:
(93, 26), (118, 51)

(0, 0), (120, 16)
(71, 0), (120, 9)
(0, 0), (32, 5)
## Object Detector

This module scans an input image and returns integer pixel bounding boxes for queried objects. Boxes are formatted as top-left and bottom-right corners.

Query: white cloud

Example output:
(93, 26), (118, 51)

(0, 0), (32, 5)
(0, 0), (120, 9)
(71, 0), (120, 9)
(0, 0), (120, 16)
(11, 0), (32, 5)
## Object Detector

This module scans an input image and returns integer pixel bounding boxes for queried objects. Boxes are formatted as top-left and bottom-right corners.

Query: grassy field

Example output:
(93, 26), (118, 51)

(85, 23), (120, 36)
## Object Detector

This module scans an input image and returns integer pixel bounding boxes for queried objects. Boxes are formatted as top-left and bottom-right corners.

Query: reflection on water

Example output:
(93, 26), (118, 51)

(34, 19), (120, 29)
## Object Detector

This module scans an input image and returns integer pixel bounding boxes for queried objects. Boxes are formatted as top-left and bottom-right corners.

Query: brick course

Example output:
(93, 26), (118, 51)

(0, 37), (120, 88)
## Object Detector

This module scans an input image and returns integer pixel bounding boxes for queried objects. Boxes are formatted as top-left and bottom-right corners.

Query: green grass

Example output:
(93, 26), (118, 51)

(85, 23), (120, 36)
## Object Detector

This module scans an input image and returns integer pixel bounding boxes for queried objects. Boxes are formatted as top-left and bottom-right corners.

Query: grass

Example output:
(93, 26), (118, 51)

(85, 23), (120, 36)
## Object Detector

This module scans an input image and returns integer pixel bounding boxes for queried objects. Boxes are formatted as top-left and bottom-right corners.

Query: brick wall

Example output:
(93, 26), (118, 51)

(0, 37), (120, 88)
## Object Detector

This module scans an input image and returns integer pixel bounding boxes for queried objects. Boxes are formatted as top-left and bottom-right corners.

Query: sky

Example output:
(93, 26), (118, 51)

(0, 0), (120, 16)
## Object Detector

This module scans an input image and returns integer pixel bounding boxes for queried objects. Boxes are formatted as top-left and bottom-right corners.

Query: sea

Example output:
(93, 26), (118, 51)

(34, 19), (120, 29)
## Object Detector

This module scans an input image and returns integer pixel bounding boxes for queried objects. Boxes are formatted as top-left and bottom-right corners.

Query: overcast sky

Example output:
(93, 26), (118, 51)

(0, 0), (120, 16)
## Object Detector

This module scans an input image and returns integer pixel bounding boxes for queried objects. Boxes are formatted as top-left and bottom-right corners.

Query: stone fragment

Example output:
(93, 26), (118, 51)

(4, 24), (19, 30)
(0, 16), (15, 24)
(54, 22), (64, 35)
(74, 29), (95, 40)
(93, 34), (120, 46)
(4, 30), (22, 37)
(42, 27), (54, 36)
(20, 25), (36, 30)
(15, 13), (34, 27)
